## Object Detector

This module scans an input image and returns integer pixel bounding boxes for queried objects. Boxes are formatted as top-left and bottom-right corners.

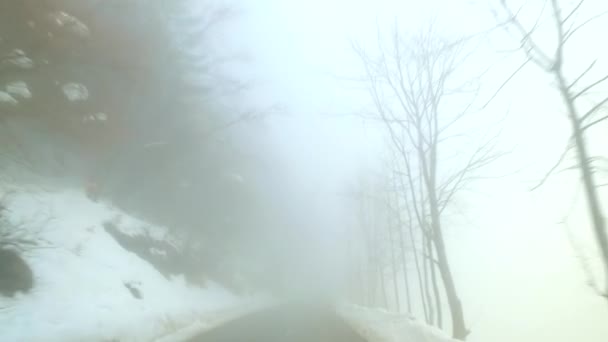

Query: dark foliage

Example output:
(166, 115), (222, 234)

(103, 221), (185, 280)
(103, 220), (252, 293)
(1, 0), (262, 285)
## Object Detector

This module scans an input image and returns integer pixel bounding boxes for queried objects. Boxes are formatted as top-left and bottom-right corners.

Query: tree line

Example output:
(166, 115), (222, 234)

(345, 1), (608, 340)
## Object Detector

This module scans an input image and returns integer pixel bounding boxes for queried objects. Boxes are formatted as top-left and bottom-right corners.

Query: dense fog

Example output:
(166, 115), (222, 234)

(2, 1), (608, 341)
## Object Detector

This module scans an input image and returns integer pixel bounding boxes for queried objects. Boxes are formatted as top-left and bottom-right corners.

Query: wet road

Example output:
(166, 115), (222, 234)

(187, 304), (367, 342)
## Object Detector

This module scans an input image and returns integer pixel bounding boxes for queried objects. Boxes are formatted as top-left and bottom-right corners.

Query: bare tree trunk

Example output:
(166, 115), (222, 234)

(356, 258), (363, 304)
(395, 202), (413, 313)
(355, 241), (367, 305)
(369, 252), (379, 306)
(388, 223), (401, 312)
(347, 225), (362, 304)
(359, 197), (372, 306)
(429, 237), (443, 329)
(571, 125), (608, 294)
(557, 75), (608, 295)
(362, 191), (380, 307)
(501, 0), (608, 301)
(421, 108), (467, 338)
(378, 266), (389, 309)
(429, 190), (468, 339)
(385, 196), (402, 312)
(422, 231), (435, 325)
(402, 179), (429, 322)
(353, 25), (491, 338)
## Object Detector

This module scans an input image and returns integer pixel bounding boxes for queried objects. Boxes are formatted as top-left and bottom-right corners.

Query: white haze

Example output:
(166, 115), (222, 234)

(202, 0), (608, 341)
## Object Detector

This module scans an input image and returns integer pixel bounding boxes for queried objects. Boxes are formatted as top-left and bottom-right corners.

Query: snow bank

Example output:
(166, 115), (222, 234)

(0, 188), (265, 342)
(336, 304), (458, 342)
(154, 298), (274, 342)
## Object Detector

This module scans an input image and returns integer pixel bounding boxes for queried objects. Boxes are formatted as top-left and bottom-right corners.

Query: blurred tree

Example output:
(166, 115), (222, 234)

(500, 0), (608, 299)
(354, 25), (503, 340)
(0, 0), (264, 267)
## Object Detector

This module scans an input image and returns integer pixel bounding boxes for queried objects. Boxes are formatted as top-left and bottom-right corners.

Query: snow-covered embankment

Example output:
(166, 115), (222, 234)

(0, 188), (267, 341)
(337, 304), (458, 342)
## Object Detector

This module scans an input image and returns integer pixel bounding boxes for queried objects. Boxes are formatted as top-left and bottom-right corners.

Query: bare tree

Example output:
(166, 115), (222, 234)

(421, 228), (436, 325)
(427, 224), (443, 329)
(384, 195), (402, 312)
(389, 172), (413, 313)
(354, 25), (502, 339)
(350, 181), (390, 308)
(348, 177), (414, 311)
(394, 195), (414, 314)
(402, 182), (431, 322)
(500, 0), (608, 297)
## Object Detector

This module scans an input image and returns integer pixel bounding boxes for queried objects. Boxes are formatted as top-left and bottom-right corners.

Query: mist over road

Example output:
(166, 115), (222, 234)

(187, 302), (367, 342)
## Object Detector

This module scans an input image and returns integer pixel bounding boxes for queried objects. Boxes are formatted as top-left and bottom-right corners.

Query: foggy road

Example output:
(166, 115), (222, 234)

(187, 303), (368, 342)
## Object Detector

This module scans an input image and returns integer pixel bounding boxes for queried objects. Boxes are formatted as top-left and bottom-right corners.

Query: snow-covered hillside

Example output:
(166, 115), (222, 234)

(337, 304), (458, 342)
(0, 188), (266, 342)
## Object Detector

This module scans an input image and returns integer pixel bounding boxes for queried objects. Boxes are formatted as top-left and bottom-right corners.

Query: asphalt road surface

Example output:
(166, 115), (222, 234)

(187, 303), (368, 342)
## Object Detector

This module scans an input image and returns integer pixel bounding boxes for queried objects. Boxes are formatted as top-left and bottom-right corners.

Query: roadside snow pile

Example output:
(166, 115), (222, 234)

(0, 188), (266, 342)
(336, 304), (458, 342)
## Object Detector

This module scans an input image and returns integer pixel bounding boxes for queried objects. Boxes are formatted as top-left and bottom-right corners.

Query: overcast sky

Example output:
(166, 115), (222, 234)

(204, 0), (608, 340)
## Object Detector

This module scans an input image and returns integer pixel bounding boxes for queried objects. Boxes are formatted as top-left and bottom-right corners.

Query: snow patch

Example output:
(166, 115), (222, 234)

(0, 91), (18, 105)
(0, 189), (263, 342)
(2, 49), (34, 69)
(150, 247), (168, 257)
(6, 81), (32, 99)
(48, 11), (90, 38)
(83, 112), (108, 123)
(336, 304), (458, 342)
(62, 83), (89, 102)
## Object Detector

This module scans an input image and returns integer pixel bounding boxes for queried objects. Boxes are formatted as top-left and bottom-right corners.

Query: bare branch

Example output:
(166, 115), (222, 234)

(422, 252), (440, 266)
(481, 57), (531, 109)
(563, 9), (608, 43)
(549, 0), (566, 71)
(562, 0), (586, 24)
(579, 95), (608, 122)
(500, 0), (554, 70)
(530, 138), (574, 191)
(568, 59), (597, 90)
(503, 0), (608, 301)
(564, 218), (603, 296)
(573, 73), (608, 100)
(438, 141), (505, 213)
(581, 112), (608, 132)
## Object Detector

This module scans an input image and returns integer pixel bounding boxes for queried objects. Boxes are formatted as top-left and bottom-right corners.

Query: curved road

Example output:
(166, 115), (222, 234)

(187, 303), (367, 342)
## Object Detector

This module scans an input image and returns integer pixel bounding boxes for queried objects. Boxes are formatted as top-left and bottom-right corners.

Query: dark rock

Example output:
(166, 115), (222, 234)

(0, 248), (33, 297)
(124, 281), (142, 299)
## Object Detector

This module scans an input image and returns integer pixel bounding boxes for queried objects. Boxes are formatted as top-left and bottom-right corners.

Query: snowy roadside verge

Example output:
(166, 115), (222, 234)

(336, 304), (458, 342)
(0, 188), (269, 342)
